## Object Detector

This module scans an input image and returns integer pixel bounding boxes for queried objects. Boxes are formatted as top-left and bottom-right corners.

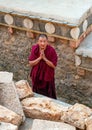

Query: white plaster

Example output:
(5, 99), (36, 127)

(0, 0), (92, 25)
(75, 32), (92, 58)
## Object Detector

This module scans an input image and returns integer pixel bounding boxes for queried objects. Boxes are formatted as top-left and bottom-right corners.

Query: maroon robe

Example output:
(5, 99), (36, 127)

(29, 44), (58, 99)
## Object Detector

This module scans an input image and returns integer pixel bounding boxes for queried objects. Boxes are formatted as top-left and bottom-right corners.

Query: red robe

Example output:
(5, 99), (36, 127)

(29, 44), (58, 99)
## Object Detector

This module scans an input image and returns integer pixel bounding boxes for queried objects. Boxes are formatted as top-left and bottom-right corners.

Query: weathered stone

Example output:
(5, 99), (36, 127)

(85, 116), (92, 130)
(26, 31), (35, 39)
(0, 122), (18, 130)
(48, 36), (55, 42)
(0, 81), (25, 122)
(86, 125), (92, 130)
(21, 97), (68, 121)
(15, 80), (34, 100)
(0, 71), (13, 83)
(31, 119), (76, 130)
(61, 103), (92, 129)
(77, 68), (86, 76)
(0, 105), (22, 126)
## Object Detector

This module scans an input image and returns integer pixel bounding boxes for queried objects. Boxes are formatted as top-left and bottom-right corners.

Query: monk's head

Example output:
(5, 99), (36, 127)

(37, 34), (48, 50)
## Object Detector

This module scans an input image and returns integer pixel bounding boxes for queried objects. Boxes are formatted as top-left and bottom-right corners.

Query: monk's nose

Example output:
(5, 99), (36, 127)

(41, 42), (45, 45)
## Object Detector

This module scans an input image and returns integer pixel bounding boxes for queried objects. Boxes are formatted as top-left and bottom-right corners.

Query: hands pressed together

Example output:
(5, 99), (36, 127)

(40, 50), (47, 62)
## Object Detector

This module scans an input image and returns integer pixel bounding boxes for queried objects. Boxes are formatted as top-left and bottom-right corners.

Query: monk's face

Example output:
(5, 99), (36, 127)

(38, 37), (48, 50)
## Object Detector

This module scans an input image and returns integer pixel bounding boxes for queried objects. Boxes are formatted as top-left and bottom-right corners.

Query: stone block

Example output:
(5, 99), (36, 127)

(26, 31), (35, 39)
(15, 80), (34, 100)
(86, 124), (92, 130)
(85, 116), (92, 130)
(31, 119), (76, 130)
(48, 36), (55, 42)
(77, 68), (86, 76)
(69, 40), (81, 49)
(61, 103), (92, 129)
(0, 105), (22, 126)
(0, 71), (13, 83)
(21, 97), (68, 121)
(0, 122), (18, 130)
(0, 81), (25, 122)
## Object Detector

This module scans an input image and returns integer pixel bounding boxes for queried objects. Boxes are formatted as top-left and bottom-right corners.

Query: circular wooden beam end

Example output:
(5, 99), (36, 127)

(4, 14), (14, 25)
(23, 18), (33, 29)
(83, 20), (88, 32)
(45, 23), (55, 34)
(70, 27), (80, 40)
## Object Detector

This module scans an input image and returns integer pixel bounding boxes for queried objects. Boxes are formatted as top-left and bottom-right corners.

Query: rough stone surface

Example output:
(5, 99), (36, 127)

(31, 119), (76, 130)
(15, 80), (34, 100)
(0, 105), (22, 126)
(0, 81), (25, 122)
(61, 103), (92, 129)
(85, 116), (92, 130)
(0, 122), (18, 130)
(21, 97), (68, 121)
(86, 124), (92, 130)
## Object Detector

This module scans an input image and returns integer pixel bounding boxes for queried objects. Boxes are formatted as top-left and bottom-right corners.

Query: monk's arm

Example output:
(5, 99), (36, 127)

(44, 58), (55, 69)
(29, 57), (41, 67)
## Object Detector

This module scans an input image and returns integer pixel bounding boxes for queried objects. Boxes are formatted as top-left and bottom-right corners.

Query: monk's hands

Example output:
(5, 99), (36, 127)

(40, 50), (47, 61)
(40, 49), (55, 69)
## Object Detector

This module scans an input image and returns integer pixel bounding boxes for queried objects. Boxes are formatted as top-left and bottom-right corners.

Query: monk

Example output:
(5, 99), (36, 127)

(29, 34), (58, 99)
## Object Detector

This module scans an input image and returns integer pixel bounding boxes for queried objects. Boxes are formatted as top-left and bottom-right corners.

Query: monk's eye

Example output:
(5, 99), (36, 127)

(43, 40), (46, 43)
